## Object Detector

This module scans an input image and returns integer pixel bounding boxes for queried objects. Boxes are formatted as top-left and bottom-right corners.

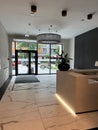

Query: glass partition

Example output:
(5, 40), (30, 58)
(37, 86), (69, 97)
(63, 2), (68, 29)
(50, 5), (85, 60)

(38, 43), (62, 74)
(51, 44), (62, 73)
(12, 40), (62, 75)
(38, 44), (50, 74)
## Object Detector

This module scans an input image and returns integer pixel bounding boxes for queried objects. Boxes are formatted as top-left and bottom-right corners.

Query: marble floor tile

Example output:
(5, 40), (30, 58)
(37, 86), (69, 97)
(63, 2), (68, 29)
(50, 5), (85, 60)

(9, 91), (35, 103)
(0, 102), (38, 122)
(0, 75), (98, 130)
(87, 111), (98, 124)
(42, 113), (78, 129)
(35, 95), (57, 104)
(63, 116), (98, 130)
(3, 120), (45, 130)
(44, 126), (71, 130)
(39, 104), (69, 118)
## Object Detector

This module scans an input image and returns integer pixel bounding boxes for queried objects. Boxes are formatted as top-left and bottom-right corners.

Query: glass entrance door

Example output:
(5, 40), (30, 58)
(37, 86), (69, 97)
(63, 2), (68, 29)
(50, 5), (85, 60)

(15, 50), (37, 75)
(37, 43), (62, 74)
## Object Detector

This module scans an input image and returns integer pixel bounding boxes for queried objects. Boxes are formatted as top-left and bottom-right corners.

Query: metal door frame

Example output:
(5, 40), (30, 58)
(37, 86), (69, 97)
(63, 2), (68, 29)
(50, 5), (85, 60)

(15, 50), (38, 75)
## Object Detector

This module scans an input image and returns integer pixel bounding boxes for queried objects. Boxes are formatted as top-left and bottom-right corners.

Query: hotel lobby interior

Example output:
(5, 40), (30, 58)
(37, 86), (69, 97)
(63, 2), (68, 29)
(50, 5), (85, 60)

(0, 0), (98, 129)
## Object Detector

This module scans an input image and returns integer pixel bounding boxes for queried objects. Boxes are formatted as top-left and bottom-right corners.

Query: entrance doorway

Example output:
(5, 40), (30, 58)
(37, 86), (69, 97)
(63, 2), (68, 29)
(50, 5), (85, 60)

(15, 50), (38, 75)
(11, 40), (62, 75)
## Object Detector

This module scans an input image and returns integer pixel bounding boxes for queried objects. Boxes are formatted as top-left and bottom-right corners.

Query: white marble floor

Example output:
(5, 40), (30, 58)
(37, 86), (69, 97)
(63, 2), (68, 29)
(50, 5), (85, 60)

(0, 75), (98, 130)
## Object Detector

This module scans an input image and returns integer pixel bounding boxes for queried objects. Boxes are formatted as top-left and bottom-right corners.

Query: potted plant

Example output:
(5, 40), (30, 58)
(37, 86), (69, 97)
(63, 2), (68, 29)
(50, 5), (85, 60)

(58, 51), (72, 71)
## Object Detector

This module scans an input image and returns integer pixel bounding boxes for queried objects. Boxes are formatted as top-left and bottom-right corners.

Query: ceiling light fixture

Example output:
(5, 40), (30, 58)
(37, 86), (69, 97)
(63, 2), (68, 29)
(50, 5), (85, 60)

(87, 13), (93, 20)
(31, 5), (37, 13)
(62, 9), (67, 16)
(25, 32), (29, 37)
(87, 12), (95, 20)
(37, 33), (61, 44)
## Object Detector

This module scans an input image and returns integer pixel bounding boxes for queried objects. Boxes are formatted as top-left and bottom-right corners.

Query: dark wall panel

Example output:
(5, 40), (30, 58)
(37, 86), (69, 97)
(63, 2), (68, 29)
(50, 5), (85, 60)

(74, 27), (98, 69)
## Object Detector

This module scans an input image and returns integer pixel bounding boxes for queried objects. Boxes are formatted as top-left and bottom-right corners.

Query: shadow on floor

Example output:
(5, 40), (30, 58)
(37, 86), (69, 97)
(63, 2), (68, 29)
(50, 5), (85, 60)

(0, 76), (12, 100)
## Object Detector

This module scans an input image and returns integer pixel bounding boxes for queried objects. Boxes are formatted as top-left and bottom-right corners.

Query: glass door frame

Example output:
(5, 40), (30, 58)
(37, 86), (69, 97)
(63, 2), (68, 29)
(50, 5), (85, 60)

(37, 43), (63, 74)
(15, 50), (38, 75)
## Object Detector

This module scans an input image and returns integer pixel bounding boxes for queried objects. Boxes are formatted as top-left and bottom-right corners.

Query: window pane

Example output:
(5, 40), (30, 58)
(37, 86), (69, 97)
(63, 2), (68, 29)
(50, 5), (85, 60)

(51, 44), (62, 73)
(38, 44), (50, 74)
(18, 52), (29, 74)
(16, 42), (37, 50)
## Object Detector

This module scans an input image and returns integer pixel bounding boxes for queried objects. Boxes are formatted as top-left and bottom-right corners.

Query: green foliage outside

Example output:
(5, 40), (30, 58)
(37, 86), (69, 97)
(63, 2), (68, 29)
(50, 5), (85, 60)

(17, 42), (37, 50)
(17, 42), (37, 58)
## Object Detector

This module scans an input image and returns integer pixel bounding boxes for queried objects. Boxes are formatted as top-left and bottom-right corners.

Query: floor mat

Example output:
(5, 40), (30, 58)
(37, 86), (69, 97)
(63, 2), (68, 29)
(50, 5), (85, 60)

(15, 75), (40, 84)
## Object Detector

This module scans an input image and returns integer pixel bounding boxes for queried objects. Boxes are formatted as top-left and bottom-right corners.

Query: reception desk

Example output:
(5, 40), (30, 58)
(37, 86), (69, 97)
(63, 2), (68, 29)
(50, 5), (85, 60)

(56, 70), (98, 114)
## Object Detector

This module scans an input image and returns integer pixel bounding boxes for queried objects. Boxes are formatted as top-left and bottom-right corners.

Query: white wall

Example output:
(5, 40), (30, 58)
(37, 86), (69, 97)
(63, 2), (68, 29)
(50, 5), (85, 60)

(0, 21), (9, 88)
(61, 38), (75, 69)
(61, 39), (70, 53)
(69, 38), (75, 69)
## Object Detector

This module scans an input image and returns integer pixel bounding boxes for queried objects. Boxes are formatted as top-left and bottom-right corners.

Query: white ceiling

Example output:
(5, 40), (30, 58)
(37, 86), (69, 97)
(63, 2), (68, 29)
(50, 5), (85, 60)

(0, 0), (98, 39)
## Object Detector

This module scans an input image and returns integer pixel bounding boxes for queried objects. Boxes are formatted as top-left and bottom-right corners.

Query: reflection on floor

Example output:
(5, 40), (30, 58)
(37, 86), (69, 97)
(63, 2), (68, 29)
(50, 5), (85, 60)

(0, 75), (98, 130)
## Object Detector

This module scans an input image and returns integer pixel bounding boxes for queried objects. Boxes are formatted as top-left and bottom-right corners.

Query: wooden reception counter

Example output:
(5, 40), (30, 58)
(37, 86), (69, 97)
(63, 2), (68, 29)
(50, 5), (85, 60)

(56, 70), (98, 114)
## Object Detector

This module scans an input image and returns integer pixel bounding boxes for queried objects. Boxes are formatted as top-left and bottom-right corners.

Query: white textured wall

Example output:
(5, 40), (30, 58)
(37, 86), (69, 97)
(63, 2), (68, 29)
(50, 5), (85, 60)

(61, 39), (70, 53)
(0, 21), (9, 88)
(69, 38), (75, 69)
(61, 38), (75, 69)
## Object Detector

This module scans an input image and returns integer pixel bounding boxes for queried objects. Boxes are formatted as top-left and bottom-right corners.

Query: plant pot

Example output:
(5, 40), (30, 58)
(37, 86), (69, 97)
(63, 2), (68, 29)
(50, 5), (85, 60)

(58, 62), (70, 71)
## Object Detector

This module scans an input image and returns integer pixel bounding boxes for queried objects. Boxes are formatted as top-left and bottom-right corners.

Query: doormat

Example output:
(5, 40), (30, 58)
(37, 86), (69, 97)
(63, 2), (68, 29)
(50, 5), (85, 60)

(15, 75), (40, 84)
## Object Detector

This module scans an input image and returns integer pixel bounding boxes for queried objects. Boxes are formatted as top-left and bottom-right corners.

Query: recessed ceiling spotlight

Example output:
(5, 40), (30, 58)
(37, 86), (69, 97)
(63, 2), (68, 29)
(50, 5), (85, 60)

(81, 19), (85, 21)
(25, 33), (29, 37)
(25, 32), (29, 37)
(31, 5), (37, 14)
(28, 23), (31, 26)
(87, 13), (93, 20)
(62, 9), (67, 16)
(87, 12), (95, 20)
